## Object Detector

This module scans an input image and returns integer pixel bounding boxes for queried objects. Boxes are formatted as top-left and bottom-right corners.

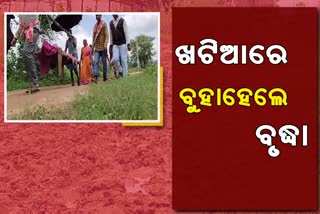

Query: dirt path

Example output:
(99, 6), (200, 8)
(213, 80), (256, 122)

(7, 84), (89, 118)
(6, 72), (143, 118)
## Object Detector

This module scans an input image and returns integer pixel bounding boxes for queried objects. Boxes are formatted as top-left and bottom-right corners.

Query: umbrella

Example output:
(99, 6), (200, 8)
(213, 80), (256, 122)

(7, 14), (15, 20)
(51, 15), (82, 32)
(7, 15), (15, 53)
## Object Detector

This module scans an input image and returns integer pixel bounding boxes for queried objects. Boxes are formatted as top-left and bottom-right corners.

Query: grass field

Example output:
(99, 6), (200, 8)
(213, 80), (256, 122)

(10, 66), (158, 121)
(7, 70), (73, 91)
(73, 69), (157, 120)
(7, 67), (144, 91)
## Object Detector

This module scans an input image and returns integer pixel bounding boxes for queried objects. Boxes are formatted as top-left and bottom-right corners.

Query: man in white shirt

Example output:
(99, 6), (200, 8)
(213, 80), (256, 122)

(109, 14), (130, 77)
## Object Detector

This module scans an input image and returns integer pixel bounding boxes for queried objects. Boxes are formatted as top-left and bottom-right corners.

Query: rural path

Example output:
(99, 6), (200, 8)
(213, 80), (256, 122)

(6, 72), (143, 118)
(7, 84), (89, 118)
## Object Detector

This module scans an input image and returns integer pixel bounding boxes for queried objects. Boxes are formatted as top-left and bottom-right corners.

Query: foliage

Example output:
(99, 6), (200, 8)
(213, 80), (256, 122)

(144, 65), (158, 76)
(7, 68), (74, 91)
(7, 40), (27, 90)
(73, 70), (157, 120)
(39, 15), (58, 42)
(130, 34), (156, 68)
(7, 78), (29, 91)
(11, 105), (75, 120)
(7, 45), (24, 81)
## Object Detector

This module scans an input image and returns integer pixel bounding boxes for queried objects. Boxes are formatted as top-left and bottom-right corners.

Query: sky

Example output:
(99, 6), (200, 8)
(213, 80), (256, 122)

(9, 13), (159, 59)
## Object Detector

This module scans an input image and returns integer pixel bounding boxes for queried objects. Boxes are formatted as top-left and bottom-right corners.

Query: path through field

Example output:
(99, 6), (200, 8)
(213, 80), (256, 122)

(6, 72), (143, 119)
(7, 84), (89, 118)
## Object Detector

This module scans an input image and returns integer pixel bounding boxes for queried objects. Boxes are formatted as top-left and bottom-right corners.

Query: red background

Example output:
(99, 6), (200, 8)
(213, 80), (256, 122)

(0, 0), (172, 213)
(173, 8), (318, 210)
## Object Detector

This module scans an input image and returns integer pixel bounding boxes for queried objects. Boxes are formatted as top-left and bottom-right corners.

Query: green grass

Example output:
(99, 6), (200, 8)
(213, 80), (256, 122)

(10, 105), (75, 120)
(7, 66), (146, 91)
(6, 79), (30, 91)
(128, 67), (143, 73)
(73, 70), (157, 120)
(7, 69), (73, 91)
(10, 66), (158, 121)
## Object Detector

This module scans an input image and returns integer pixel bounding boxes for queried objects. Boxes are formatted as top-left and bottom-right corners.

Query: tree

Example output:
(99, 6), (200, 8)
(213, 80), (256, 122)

(39, 15), (58, 42)
(7, 39), (24, 78)
(130, 35), (155, 68)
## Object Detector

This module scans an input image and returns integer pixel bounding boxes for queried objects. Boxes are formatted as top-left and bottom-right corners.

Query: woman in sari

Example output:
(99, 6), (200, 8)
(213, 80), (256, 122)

(80, 39), (93, 85)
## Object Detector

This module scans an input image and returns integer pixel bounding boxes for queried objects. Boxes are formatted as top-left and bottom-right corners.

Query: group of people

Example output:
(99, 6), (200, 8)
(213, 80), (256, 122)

(10, 14), (130, 93)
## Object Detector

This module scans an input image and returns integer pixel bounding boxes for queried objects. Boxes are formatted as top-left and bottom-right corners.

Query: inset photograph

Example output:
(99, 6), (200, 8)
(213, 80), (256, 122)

(5, 12), (160, 122)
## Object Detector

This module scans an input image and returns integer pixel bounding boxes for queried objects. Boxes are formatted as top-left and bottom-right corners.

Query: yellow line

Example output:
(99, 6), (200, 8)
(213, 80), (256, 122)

(122, 67), (164, 127)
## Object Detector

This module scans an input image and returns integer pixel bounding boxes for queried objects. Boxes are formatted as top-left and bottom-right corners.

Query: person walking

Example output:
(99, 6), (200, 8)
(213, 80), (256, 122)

(92, 14), (109, 82)
(109, 14), (130, 77)
(11, 15), (41, 93)
(80, 39), (93, 85)
(64, 29), (78, 74)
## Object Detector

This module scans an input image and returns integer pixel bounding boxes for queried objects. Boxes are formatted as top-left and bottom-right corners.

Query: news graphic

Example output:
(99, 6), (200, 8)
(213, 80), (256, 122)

(173, 8), (318, 210)
(1, 0), (320, 213)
